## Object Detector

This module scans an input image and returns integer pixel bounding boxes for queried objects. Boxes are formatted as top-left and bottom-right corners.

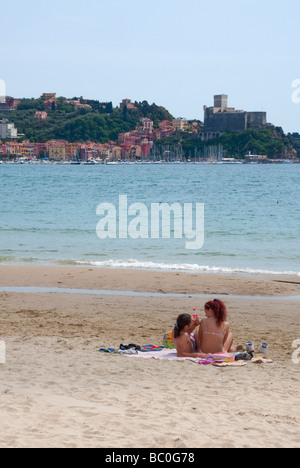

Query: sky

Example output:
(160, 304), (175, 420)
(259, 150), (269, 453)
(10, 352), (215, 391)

(1, 0), (300, 133)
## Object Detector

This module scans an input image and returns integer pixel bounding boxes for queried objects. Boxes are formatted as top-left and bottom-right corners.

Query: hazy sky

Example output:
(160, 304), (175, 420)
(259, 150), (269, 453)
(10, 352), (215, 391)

(1, 0), (300, 132)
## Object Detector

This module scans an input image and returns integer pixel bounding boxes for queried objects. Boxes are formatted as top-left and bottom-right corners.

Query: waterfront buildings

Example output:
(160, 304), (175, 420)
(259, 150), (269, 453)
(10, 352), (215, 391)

(0, 93), (296, 161)
(48, 140), (67, 160)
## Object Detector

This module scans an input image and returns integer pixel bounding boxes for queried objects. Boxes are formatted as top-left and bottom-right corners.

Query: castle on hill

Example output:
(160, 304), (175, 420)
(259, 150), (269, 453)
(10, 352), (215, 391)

(200, 95), (267, 141)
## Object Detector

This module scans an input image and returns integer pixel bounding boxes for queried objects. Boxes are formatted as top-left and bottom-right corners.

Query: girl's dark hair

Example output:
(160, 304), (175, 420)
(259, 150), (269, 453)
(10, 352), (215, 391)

(174, 314), (192, 339)
(205, 299), (227, 326)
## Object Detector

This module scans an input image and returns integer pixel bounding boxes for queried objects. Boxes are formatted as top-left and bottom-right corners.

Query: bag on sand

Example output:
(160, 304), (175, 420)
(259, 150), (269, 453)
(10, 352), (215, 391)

(163, 331), (175, 349)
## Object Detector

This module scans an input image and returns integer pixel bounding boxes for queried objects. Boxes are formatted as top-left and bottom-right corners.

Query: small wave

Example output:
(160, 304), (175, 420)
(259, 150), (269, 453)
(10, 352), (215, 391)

(75, 259), (300, 277)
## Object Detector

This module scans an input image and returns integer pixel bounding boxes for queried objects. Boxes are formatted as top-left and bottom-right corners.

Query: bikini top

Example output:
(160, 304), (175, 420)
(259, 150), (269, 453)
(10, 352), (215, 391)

(202, 319), (228, 338)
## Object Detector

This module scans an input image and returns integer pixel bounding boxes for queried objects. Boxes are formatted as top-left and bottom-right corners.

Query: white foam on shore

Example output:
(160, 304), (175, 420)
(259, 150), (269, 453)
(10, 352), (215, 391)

(75, 259), (300, 277)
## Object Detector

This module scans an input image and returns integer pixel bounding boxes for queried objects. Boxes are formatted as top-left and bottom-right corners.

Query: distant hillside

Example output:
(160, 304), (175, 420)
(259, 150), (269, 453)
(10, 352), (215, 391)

(1, 97), (174, 143)
(1, 96), (299, 159)
(160, 127), (300, 159)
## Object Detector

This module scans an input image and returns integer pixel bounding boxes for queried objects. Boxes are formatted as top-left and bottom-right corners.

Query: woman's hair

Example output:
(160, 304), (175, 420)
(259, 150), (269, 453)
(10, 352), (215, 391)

(174, 314), (192, 339)
(205, 299), (227, 326)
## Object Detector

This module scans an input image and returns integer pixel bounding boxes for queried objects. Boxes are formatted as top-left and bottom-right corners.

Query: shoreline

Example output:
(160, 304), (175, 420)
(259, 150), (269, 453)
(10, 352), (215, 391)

(1, 159), (298, 165)
(1, 264), (300, 297)
(1, 259), (299, 278)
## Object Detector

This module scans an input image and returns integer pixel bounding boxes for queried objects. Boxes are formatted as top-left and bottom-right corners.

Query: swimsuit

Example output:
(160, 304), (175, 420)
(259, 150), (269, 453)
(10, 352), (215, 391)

(190, 334), (197, 353)
(199, 319), (228, 353)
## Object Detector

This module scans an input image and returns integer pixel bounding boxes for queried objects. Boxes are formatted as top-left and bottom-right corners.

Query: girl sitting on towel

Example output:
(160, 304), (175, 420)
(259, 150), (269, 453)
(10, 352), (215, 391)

(172, 314), (207, 359)
(198, 299), (242, 354)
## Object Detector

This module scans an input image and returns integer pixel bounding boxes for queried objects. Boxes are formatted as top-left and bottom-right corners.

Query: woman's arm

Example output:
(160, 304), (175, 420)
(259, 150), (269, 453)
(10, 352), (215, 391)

(195, 333), (201, 353)
(189, 316), (200, 334)
(197, 320), (204, 353)
(222, 323), (230, 348)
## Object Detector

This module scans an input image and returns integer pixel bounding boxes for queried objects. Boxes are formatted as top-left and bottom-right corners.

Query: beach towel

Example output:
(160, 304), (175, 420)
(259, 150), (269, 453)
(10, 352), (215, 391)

(196, 352), (236, 365)
(207, 352), (235, 362)
(98, 347), (119, 354)
(99, 347), (198, 361)
(212, 356), (273, 367)
(163, 331), (175, 349)
(212, 360), (247, 367)
(123, 348), (199, 361)
(250, 356), (273, 364)
(98, 346), (273, 366)
(119, 348), (240, 365)
(139, 345), (165, 352)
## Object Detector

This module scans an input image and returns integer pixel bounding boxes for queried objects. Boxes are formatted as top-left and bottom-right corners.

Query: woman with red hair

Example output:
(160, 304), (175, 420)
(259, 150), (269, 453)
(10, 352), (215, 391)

(198, 299), (241, 354)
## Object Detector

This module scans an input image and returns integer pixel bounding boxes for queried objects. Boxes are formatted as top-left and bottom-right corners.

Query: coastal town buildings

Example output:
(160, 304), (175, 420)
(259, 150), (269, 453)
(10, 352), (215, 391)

(117, 116), (171, 159)
(48, 140), (67, 160)
(64, 99), (92, 110)
(158, 121), (175, 138)
(172, 118), (188, 132)
(120, 99), (137, 111)
(44, 100), (57, 111)
(140, 117), (154, 132)
(41, 93), (57, 101)
(0, 94), (296, 162)
(0, 119), (18, 139)
(35, 111), (48, 120)
(41, 92), (58, 111)
(0, 140), (39, 158)
(0, 96), (21, 114)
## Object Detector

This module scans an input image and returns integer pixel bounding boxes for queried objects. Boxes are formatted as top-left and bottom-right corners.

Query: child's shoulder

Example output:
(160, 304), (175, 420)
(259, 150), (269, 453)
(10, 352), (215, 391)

(179, 331), (190, 340)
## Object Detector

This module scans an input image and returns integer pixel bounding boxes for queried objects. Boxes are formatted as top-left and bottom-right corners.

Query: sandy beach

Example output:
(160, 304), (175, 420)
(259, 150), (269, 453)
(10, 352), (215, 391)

(0, 265), (300, 448)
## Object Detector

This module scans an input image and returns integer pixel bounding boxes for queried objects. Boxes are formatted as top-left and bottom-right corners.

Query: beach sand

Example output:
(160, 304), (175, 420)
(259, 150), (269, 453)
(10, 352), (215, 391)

(0, 265), (300, 448)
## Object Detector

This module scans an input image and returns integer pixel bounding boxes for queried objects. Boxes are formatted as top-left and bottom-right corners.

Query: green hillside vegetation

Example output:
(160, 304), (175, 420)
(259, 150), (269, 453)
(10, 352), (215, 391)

(167, 127), (300, 159)
(3, 97), (174, 143)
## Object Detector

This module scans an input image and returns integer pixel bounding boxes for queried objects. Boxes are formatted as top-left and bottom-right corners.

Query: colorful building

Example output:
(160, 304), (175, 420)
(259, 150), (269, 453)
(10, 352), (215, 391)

(47, 140), (67, 160)
(172, 118), (188, 132)
(120, 99), (137, 110)
(35, 111), (48, 120)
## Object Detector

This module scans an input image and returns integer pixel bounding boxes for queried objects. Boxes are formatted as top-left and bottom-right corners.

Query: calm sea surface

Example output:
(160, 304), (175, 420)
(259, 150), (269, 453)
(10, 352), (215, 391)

(0, 163), (299, 276)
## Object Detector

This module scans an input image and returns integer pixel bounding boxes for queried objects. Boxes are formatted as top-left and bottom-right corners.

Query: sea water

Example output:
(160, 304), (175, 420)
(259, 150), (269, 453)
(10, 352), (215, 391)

(0, 163), (299, 276)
